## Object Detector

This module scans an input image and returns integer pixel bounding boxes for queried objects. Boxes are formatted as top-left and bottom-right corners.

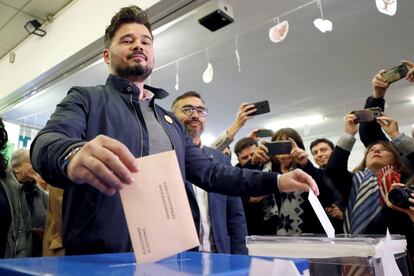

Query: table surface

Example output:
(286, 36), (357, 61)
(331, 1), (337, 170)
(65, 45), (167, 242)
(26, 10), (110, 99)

(0, 251), (308, 275)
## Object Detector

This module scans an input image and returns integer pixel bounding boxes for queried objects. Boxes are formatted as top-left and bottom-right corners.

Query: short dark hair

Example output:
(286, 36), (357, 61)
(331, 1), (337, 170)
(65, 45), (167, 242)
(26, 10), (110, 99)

(171, 91), (205, 111)
(104, 6), (152, 48)
(234, 137), (258, 156)
(310, 138), (334, 152)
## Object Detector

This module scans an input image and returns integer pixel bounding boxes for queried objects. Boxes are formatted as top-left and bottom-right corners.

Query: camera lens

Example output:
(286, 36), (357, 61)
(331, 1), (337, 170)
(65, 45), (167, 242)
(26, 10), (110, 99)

(388, 188), (410, 209)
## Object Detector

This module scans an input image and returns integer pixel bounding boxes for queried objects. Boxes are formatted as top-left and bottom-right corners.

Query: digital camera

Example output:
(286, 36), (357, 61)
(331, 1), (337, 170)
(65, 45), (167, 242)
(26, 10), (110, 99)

(388, 185), (414, 209)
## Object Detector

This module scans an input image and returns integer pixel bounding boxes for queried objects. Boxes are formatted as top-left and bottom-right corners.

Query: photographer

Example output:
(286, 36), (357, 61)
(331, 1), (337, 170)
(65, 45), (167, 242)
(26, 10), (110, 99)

(244, 128), (333, 235)
(359, 60), (414, 147)
(326, 113), (414, 269)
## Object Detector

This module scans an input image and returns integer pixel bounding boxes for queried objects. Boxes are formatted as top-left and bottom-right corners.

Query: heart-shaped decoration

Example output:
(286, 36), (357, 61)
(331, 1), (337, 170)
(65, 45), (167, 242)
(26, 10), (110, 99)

(313, 18), (333, 33)
(202, 63), (213, 83)
(375, 0), (397, 16)
(269, 20), (289, 43)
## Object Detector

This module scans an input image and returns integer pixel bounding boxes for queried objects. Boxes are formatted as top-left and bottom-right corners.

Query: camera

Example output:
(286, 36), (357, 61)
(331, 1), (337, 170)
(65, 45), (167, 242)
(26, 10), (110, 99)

(351, 107), (381, 123)
(382, 63), (409, 84)
(265, 141), (292, 156)
(388, 185), (414, 209)
(197, 0), (234, 32)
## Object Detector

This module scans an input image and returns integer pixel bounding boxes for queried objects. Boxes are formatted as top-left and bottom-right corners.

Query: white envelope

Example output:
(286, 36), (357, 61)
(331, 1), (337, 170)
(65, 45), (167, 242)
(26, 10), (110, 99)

(120, 150), (199, 264)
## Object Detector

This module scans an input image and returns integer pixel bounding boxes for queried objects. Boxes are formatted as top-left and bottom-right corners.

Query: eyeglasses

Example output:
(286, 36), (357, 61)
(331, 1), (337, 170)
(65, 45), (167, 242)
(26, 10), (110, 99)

(181, 105), (209, 117)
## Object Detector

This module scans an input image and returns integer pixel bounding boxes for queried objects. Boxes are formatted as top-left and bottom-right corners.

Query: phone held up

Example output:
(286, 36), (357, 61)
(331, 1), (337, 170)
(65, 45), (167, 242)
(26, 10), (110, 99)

(382, 63), (409, 84)
(256, 129), (274, 138)
(247, 100), (270, 116)
(266, 140), (292, 156)
(351, 107), (382, 123)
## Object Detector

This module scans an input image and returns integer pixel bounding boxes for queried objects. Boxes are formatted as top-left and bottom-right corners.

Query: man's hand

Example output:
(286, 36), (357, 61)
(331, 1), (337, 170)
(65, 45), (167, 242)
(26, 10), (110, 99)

(376, 114), (400, 139)
(251, 143), (270, 165)
(67, 135), (139, 195)
(226, 103), (256, 139)
(402, 60), (414, 82)
(278, 168), (319, 196)
(247, 128), (261, 141)
(344, 113), (358, 136)
(248, 196), (266, 204)
(289, 138), (308, 167)
(325, 204), (343, 220)
(372, 70), (389, 98)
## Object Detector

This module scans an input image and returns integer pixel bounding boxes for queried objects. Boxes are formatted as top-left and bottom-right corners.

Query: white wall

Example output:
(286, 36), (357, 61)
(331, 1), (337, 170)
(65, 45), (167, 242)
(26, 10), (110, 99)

(0, 0), (160, 100)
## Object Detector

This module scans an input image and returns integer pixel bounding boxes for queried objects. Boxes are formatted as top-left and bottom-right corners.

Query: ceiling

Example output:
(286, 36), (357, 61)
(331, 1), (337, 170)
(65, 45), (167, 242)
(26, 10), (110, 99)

(0, 0), (73, 60)
(2, 0), (414, 148)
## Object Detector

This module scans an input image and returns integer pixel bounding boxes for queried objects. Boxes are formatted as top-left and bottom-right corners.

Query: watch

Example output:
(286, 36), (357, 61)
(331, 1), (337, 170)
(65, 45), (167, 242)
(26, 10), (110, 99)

(61, 146), (83, 173)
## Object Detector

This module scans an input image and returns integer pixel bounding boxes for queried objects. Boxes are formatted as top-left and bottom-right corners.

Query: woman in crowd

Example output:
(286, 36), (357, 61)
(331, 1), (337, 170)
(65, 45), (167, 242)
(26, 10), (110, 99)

(247, 128), (334, 235)
(327, 113), (414, 269)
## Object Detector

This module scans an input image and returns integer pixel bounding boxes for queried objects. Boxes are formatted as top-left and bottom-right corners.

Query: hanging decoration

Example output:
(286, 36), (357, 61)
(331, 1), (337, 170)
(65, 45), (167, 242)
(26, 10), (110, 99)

(151, 0), (341, 85)
(375, 0), (397, 16)
(174, 61), (179, 91)
(202, 48), (213, 83)
(235, 36), (241, 72)
(313, 0), (332, 33)
(269, 17), (289, 43)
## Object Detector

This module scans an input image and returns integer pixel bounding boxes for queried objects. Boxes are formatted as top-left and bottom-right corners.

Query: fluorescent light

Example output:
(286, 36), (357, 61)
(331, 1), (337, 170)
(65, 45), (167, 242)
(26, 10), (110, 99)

(265, 114), (325, 130)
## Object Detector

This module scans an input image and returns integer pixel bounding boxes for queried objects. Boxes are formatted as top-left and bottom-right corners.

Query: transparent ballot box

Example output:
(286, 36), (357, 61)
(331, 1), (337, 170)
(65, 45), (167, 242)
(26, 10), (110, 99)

(246, 235), (409, 276)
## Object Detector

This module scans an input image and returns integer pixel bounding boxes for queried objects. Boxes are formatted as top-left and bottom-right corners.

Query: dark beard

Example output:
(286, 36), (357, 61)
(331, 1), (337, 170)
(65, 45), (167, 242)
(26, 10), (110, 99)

(115, 63), (152, 81)
(185, 127), (202, 140)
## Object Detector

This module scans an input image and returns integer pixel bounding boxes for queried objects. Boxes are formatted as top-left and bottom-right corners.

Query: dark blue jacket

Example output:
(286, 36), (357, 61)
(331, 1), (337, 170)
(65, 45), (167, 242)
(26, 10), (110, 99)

(196, 146), (247, 254)
(30, 75), (278, 255)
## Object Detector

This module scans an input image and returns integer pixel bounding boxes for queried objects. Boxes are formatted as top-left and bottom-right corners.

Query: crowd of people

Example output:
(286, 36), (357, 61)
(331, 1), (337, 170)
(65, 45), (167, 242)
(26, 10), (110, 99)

(0, 4), (413, 274)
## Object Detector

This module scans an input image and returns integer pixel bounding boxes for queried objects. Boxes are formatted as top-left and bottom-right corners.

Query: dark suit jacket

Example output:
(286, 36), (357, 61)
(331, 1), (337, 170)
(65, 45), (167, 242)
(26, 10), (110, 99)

(185, 146), (248, 254)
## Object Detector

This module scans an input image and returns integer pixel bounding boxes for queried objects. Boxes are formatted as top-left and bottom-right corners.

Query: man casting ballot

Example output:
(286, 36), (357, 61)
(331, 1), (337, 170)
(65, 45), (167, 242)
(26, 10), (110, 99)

(30, 5), (319, 255)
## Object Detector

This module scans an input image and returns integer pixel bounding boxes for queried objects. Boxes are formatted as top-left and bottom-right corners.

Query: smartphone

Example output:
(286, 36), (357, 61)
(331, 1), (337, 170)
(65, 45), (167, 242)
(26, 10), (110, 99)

(351, 107), (382, 123)
(382, 64), (409, 83)
(266, 141), (292, 156)
(248, 100), (270, 116)
(256, 129), (274, 138)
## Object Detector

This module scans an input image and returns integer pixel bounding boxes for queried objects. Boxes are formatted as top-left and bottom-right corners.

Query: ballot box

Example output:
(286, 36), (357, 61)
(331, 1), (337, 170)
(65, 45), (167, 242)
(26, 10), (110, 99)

(246, 235), (409, 276)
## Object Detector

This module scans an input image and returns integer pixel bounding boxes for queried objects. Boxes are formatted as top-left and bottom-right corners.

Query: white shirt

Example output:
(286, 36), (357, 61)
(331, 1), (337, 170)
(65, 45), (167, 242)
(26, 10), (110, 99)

(192, 184), (214, 252)
(192, 144), (215, 252)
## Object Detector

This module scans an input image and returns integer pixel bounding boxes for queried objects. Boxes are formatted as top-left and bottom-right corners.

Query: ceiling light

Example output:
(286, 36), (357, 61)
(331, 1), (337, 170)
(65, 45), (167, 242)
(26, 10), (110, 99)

(24, 19), (46, 37)
(265, 114), (325, 130)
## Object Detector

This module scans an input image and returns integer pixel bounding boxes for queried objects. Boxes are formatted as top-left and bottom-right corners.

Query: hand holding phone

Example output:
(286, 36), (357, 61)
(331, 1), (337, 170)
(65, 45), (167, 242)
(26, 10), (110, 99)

(382, 64), (409, 84)
(255, 129), (274, 138)
(247, 100), (270, 116)
(350, 107), (382, 123)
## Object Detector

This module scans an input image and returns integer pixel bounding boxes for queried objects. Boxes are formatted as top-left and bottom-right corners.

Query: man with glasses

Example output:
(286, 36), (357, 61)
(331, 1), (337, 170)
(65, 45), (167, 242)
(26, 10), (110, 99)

(171, 91), (247, 254)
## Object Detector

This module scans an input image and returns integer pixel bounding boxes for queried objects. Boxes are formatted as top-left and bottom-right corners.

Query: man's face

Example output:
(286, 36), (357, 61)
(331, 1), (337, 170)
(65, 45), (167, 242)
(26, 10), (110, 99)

(103, 23), (154, 81)
(237, 144), (257, 166)
(173, 97), (206, 140)
(311, 142), (333, 167)
(12, 161), (36, 183)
